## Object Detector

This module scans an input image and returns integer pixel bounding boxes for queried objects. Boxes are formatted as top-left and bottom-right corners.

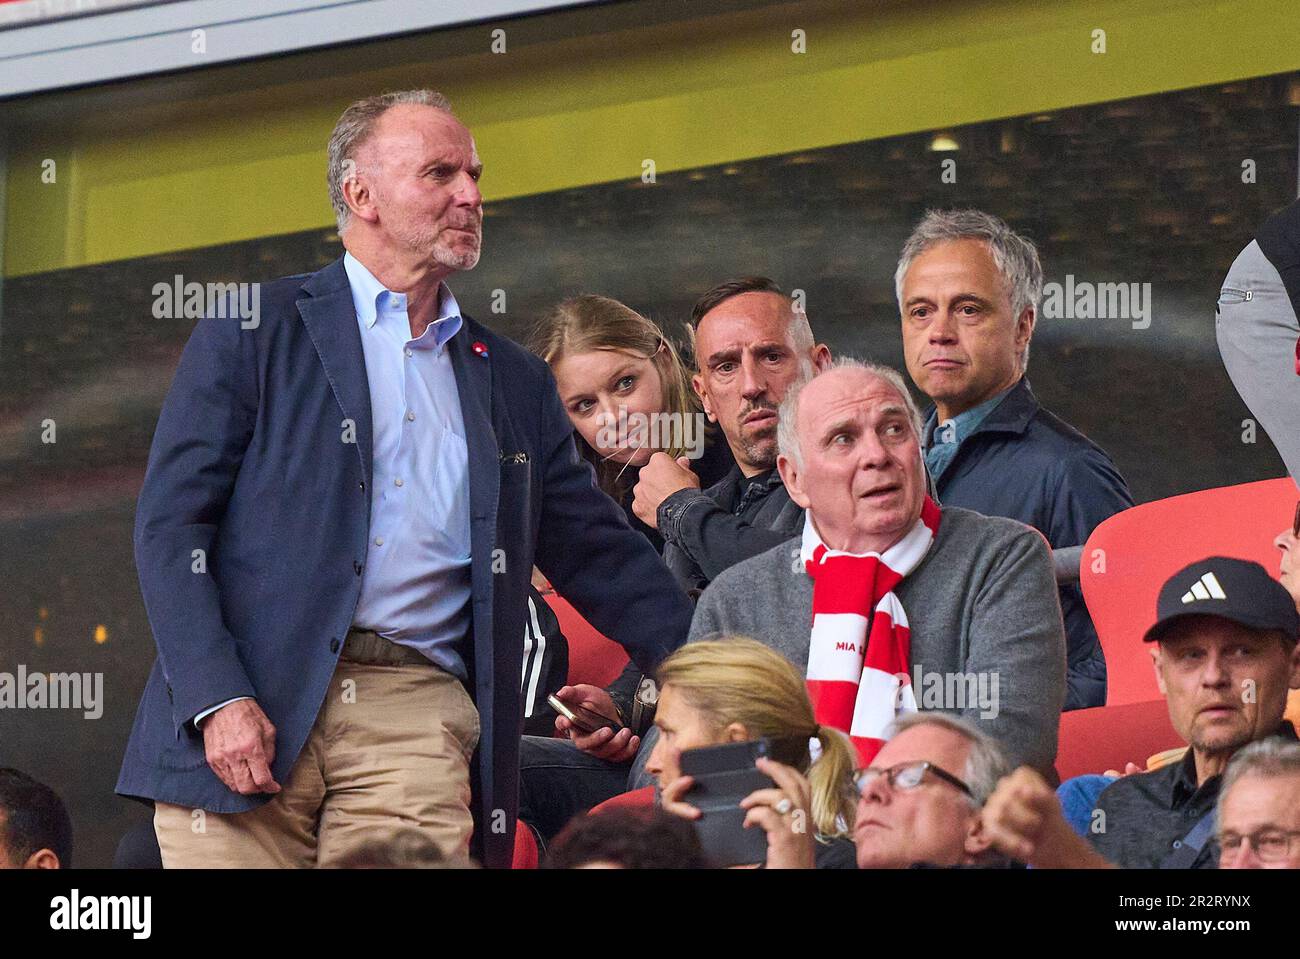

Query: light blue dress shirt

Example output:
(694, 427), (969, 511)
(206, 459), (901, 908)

(193, 253), (474, 727)
(923, 381), (1017, 484)
(344, 252), (473, 680)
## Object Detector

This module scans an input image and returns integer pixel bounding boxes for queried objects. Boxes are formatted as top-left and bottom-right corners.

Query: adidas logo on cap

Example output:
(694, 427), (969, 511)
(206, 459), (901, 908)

(1149, 556), (1300, 642)
(1181, 571), (1226, 604)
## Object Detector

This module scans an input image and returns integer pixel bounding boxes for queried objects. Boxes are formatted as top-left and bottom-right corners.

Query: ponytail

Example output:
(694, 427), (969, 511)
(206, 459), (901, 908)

(808, 724), (858, 837)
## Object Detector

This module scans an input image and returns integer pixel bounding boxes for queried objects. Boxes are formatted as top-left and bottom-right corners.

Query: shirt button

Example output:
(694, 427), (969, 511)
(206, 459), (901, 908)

(374, 536), (385, 546)
(394, 478), (403, 487)
(405, 348), (413, 358)
(406, 411), (416, 422)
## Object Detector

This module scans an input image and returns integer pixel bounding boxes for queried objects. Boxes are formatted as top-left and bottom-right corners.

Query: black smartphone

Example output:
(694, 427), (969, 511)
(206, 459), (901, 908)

(678, 736), (810, 867)
(546, 694), (622, 735)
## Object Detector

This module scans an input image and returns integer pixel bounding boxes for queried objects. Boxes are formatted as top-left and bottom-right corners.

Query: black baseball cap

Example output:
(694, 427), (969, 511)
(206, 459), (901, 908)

(1143, 556), (1299, 643)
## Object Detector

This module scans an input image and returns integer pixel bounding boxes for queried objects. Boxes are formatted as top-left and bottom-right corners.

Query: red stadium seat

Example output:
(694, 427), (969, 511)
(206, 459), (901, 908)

(588, 785), (656, 815)
(1080, 477), (1296, 705)
(540, 590), (630, 689)
(1055, 699), (1182, 781)
(512, 820), (540, 869)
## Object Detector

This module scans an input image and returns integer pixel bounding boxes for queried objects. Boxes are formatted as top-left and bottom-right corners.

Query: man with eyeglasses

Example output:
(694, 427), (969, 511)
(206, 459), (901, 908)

(1216, 737), (1300, 869)
(981, 557), (1300, 869)
(754, 712), (1015, 869)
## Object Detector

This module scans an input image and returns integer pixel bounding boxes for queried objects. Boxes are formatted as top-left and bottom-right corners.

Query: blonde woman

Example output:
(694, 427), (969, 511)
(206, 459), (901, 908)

(647, 637), (859, 868)
(531, 295), (732, 552)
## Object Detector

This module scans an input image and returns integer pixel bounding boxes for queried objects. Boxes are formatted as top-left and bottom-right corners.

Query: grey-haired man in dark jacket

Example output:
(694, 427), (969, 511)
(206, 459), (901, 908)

(896, 209), (1133, 711)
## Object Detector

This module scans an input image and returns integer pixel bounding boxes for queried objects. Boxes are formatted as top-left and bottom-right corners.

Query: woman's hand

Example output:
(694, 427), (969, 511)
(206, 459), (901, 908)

(660, 773), (701, 821)
(740, 756), (816, 869)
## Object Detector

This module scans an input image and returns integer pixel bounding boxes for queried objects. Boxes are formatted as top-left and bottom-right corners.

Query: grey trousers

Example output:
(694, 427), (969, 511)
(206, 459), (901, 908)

(1216, 239), (1300, 485)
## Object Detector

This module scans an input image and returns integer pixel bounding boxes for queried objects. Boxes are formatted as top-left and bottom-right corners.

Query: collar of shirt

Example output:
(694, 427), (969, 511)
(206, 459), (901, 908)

(342, 251), (463, 350)
(923, 379), (1020, 451)
(1168, 720), (1299, 809)
(718, 465), (781, 513)
(738, 466), (781, 491)
(1168, 744), (1215, 811)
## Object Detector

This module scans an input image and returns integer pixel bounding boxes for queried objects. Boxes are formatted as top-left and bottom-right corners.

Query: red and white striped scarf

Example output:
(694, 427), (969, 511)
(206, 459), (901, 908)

(802, 497), (942, 766)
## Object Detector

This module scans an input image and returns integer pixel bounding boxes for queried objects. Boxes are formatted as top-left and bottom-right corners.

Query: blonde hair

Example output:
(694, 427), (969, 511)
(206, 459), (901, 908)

(531, 295), (699, 499)
(655, 637), (858, 837)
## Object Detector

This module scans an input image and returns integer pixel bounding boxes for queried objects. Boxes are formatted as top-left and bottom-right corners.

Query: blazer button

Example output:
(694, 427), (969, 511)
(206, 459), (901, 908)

(359, 481), (366, 491)
(353, 560), (363, 576)
(330, 637), (340, 653)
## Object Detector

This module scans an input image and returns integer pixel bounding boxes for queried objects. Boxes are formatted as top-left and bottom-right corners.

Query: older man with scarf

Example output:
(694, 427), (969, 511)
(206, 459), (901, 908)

(686, 359), (1066, 774)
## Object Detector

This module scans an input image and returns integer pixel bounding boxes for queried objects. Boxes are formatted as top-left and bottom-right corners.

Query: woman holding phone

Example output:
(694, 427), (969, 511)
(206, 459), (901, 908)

(648, 637), (859, 867)
(530, 295), (732, 553)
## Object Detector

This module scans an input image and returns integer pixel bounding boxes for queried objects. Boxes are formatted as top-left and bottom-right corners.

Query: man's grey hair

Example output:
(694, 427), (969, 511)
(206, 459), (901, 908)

(893, 209), (1044, 371)
(776, 357), (924, 469)
(1217, 737), (1300, 821)
(327, 89), (454, 233)
(887, 711), (1012, 808)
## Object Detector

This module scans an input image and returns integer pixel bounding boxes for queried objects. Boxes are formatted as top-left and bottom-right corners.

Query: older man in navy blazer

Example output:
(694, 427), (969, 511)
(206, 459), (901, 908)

(116, 89), (693, 868)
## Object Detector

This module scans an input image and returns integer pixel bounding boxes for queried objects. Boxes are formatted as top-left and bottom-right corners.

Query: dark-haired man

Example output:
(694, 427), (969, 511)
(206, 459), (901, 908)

(632, 276), (831, 596)
(0, 768), (72, 869)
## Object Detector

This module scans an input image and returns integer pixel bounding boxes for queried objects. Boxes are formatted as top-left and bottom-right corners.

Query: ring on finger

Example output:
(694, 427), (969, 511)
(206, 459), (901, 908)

(775, 797), (794, 816)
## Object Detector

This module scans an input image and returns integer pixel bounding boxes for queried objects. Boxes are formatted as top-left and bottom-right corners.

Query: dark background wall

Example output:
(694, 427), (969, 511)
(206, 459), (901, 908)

(1, 71), (1296, 866)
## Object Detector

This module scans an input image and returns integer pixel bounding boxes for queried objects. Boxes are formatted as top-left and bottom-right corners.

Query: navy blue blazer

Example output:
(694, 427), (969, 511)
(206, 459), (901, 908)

(926, 378), (1133, 710)
(116, 257), (694, 867)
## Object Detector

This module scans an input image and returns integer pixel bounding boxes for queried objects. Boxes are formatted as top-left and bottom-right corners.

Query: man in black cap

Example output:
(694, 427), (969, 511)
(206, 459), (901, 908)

(980, 557), (1300, 868)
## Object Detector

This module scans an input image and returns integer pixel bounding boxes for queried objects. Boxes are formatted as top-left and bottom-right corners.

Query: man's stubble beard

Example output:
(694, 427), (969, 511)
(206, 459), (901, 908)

(388, 204), (481, 272)
(738, 425), (779, 473)
(1189, 722), (1255, 760)
(432, 225), (482, 272)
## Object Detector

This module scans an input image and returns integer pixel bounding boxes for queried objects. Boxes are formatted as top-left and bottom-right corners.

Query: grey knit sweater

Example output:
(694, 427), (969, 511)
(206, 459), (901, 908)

(687, 506), (1067, 773)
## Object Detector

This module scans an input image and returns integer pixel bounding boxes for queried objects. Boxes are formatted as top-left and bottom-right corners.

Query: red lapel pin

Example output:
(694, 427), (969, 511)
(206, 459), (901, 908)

(472, 341), (489, 358)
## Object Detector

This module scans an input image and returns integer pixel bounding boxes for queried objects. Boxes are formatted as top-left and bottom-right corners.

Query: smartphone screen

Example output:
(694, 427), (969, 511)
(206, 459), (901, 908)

(547, 694), (621, 734)
(567, 704), (621, 734)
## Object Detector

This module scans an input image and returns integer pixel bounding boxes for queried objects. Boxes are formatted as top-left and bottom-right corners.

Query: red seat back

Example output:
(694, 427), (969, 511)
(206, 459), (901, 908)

(1080, 477), (1296, 705)
(511, 820), (540, 869)
(541, 591), (630, 689)
(588, 785), (656, 815)
(1056, 699), (1181, 780)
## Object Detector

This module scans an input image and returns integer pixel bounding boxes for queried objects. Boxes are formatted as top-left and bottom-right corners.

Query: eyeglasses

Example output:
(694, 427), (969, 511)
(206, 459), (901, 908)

(1218, 828), (1300, 863)
(853, 760), (974, 800)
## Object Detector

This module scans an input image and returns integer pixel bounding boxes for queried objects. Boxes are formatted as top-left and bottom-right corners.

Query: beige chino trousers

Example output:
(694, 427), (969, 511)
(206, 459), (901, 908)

(154, 629), (480, 868)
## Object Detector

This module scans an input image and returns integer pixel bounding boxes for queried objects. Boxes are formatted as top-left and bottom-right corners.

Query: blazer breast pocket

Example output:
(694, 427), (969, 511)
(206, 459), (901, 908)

(499, 451), (533, 489)
(497, 451), (534, 520)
